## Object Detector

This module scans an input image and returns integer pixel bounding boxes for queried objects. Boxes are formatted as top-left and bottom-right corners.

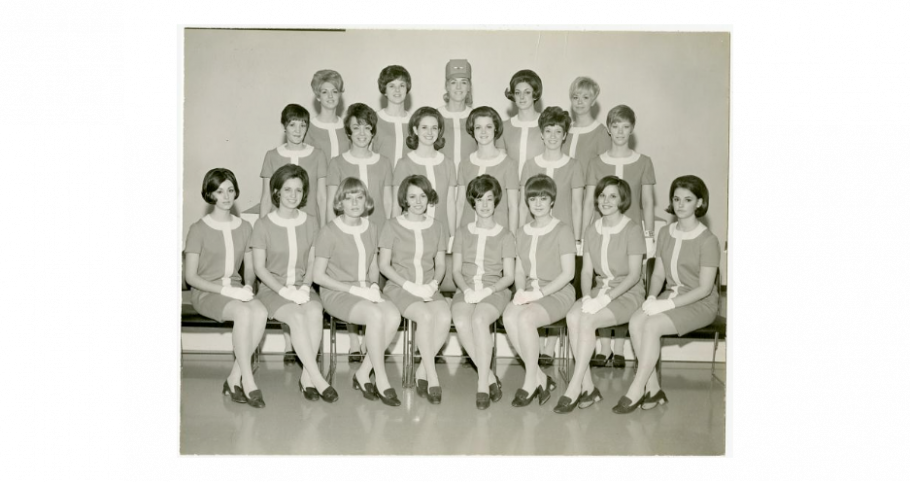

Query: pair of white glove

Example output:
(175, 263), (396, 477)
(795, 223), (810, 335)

(349, 283), (383, 303)
(581, 294), (612, 314)
(221, 285), (254, 302)
(512, 288), (543, 305)
(463, 287), (493, 304)
(404, 280), (439, 301)
(279, 285), (311, 304)
(642, 295), (675, 315)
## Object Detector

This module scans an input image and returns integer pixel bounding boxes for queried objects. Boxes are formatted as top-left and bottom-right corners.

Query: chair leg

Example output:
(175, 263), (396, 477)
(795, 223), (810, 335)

(712, 331), (725, 386)
(491, 319), (498, 374)
(402, 317), (416, 389)
(328, 316), (337, 386)
(656, 337), (663, 386)
(558, 326), (569, 384)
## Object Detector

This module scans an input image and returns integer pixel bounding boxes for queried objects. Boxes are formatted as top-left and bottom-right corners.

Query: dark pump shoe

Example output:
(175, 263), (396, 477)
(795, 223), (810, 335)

(299, 381), (320, 401)
(246, 389), (266, 408)
(416, 379), (428, 398)
(352, 374), (377, 401)
(511, 387), (540, 407)
(553, 394), (581, 414)
(476, 392), (491, 410)
(427, 386), (442, 405)
(591, 353), (608, 367)
(641, 390), (668, 410)
(578, 387), (603, 409)
(612, 393), (646, 414)
(222, 381), (248, 404)
(348, 350), (364, 364)
(539, 354), (555, 366)
(319, 386), (339, 403)
(612, 354), (626, 368)
(377, 388), (402, 407)
(283, 351), (300, 366)
(489, 375), (503, 403)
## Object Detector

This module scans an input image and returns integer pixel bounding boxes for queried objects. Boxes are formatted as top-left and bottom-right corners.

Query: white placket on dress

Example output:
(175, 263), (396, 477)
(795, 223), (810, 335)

(342, 152), (380, 189)
(567, 121), (600, 158)
(468, 222), (503, 292)
(397, 215), (433, 285)
(202, 215), (242, 287)
(311, 117), (344, 157)
(333, 217), (371, 289)
(277, 143), (314, 166)
(440, 106), (470, 172)
(597, 150), (640, 180)
(522, 217), (559, 292)
(666, 222), (707, 299)
(378, 109), (409, 168)
(510, 115), (540, 174)
(468, 151), (505, 176)
(268, 211), (308, 287)
(594, 215), (631, 297)
(532, 153), (570, 178)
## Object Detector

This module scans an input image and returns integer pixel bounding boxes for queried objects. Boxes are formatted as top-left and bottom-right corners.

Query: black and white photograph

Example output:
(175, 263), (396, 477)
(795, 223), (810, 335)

(180, 28), (729, 456)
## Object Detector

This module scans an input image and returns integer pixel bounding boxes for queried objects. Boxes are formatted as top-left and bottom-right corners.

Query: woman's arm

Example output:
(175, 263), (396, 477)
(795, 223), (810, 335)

(302, 247), (316, 286)
(507, 189), (519, 235)
(383, 186), (393, 220)
(513, 256), (526, 292)
(326, 185), (338, 224)
(184, 253), (227, 294)
(252, 248), (285, 293)
(313, 256), (359, 293)
(661, 267), (717, 308)
(572, 187), (583, 242)
(518, 187), (528, 229)
(581, 185), (595, 233)
(538, 253), (575, 296)
(316, 178), (327, 227)
(648, 257), (666, 298)
(447, 186), (456, 239)
(242, 251), (256, 290)
(392, 186), (401, 217)
(452, 253), (470, 292)
(378, 247), (410, 287)
(641, 184), (655, 233)
(605, 254), (643, 300)
(492, 257), (515, 293)
(433, 251), (446, 284)
(455, 185), (466, 228)
(368, 255), (380, 285)
(579, 252), (594, 298)
(259, 178), (272, 219)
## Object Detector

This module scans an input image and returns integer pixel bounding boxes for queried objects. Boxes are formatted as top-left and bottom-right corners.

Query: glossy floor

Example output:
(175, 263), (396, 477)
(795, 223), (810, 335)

(181, 355), (725, 455)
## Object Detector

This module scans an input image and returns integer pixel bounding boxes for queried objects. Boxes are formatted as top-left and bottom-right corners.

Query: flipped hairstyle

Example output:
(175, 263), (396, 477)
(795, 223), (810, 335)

(397, 175), (439, 213)
(666, 175), (710, 218)
(333, 177), (374, 217)
(270, 164), (310, 209)
(343, 103), (378, 138)
(406, 106), (446, 151)
(466, 106), (503, 142)
(593, 175), (632, 215)
(202, 168), (240, 205)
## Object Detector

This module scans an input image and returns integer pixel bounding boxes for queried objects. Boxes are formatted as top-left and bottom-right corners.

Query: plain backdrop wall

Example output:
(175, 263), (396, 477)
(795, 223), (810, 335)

(184, 28), (729, 277)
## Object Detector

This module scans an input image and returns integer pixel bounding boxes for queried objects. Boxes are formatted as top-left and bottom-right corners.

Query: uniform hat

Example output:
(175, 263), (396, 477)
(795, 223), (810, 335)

(445, 59), (471, 81)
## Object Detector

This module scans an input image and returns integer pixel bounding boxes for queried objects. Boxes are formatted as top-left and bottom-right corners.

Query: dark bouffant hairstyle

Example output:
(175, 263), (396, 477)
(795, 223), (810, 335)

(397, 175), (439, 213)
(270, 164), (309, 209)
(593, 175), (632, 215)
(377, 65), (412, 95)
(466, 106), (503, 142)
(343, 103), (377, 138)
(666, 175), (710, 218)
(202, 168), (239, 204)
(504, 69), (542, 102)
(466, 174), (503, 209)
(281, 104), (310, 127)
(405, 107), (446, 151)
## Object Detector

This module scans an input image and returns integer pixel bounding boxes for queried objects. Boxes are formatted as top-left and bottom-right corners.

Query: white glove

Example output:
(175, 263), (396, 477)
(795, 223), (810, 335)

(582, 294), (612, 314)
(428, 279), (439, 295)
(643, 297), (675, 316)
(404, 281), (434, 300)
(369, 283), (383, 302)
(645, 237), (657, 259)
(447, 236), (455, 254)
(470, 287), (493, 303)
(641, 295), (657, 312)
(279, 286), (297, 302)
(350, 285), (382, 303)
(513, 288), (543, 305)
(294, 286), (311, 304)
(221, 285), (254, 302)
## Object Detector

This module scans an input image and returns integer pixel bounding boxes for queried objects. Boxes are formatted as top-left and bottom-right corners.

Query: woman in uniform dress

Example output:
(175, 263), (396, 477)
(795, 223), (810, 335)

(372, 65), (412, 168)
(438, 59), (475, 173)
(497, 69), (545, 175)
(306, 69), (351, 166)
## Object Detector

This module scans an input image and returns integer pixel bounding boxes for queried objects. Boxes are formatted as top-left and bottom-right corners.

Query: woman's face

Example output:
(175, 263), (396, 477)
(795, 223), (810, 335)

(413, 115), (439, 147)
(342, 191), (366, 218)
(406, 184), (428, 216)
(608, 118), (633, 147)
(473, 190), (496, 219)
(212, 180), (236, 211)
(570, 90), (595, 116)
(384, 78), (408, 105)
(512, 81), (536, 111)
(528, 194), (553, 218)
(316, 82), (340, 111)
(278, 177), (304, 211)
(472, 116), (496, 146)
(597, 184), (622, 217)
(446, 77), (470, 103)
(349, 117), (373, 149)
(672, 187), (703, 220)
(285, 119), (307, 146)
(541, 124), (566, 151)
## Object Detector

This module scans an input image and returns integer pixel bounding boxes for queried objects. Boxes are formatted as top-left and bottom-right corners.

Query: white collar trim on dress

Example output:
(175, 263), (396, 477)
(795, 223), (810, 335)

(510, 115), (540, 128)
(569, 121), (602, 135)
(202, 214), (242, 230)
(397, 215), (433, 230)
(669, 222), (707, 240)
(523, 217), (560, 235)
(268, 210), (308, 227)
(599, 150), (641, 166)
(470, 151), (506, 167)
(468, 222), (503, 236)
(333, 216), (370, 235)
(533, 154), (571, 170)
(342, 151), (380, 165)
(407, 151), (444, 166)
(310, 117), (344, 129)
(595, 215), (631, 235)
(438, 106), (470, 119)
(378, 109), (410, 124)
(278, 143), (314, 158)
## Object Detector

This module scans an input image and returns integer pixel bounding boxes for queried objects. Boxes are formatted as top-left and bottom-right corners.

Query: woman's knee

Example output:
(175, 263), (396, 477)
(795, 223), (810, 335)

(566, 304), (582, 328)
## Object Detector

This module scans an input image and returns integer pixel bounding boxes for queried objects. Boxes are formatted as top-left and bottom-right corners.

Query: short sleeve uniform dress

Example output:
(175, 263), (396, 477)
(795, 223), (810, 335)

(654, 222), (721, 336)
(315, 217), (388, 320)
(457, 151), (519, 228)
(438, 106), (476, 173)
(305, 117), (351, 161)
(393, 151), (457, 237)
(184, 215), (254, 322)
(260, 144), (328, 224)
(250, 211), (323, 319)
(496, 115), (545, 175)
(516, 218), (577, 322)
(520, 154), (585, 234)
(452, 222), (517, 314)
(372, 109), (411, 169)
(585, 151), (656, 227)
(378, 215), (448, 312)
(562, 122), (610, 176)
(583, 216), (646, 323)
(326, 152), (394, 230)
